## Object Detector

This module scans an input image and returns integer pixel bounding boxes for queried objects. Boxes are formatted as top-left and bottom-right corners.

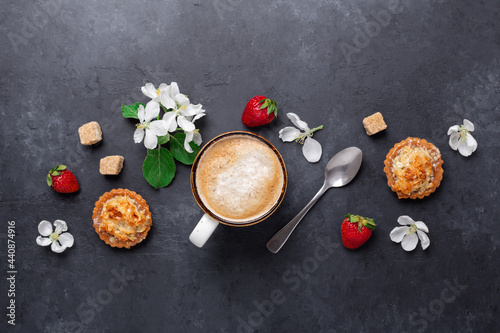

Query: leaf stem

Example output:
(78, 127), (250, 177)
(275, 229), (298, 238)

(160, 105), (169, 113)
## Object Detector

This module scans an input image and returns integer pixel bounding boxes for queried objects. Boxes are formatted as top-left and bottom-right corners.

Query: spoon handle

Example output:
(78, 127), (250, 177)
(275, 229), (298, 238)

(266, 183), (328, 253)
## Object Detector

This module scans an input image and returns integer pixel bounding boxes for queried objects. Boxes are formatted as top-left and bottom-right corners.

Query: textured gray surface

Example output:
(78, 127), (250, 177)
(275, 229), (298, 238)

(1, 0), (499, 332)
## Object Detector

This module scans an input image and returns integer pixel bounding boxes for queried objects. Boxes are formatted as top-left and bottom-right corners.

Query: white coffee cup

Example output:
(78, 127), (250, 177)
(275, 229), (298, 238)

(189, 131), (287, 248)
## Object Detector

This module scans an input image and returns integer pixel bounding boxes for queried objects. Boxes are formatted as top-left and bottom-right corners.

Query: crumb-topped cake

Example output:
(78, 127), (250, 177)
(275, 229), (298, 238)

(384, 137), (443, 199)
(92, 189), (152, 248)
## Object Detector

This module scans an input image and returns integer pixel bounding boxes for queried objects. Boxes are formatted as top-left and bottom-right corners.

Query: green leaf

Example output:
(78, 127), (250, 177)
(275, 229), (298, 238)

(121, 103), (143, 119)
(348, 214), (359, 222)
(49, 165), (66, 174)
(47, 175), (52, 187)
(142, 148), (176, 188)
(364, 219), (377, 230)
(258, 98), (278, 117)
(169, 132), (200, 165)
(157, 134), (170, 145)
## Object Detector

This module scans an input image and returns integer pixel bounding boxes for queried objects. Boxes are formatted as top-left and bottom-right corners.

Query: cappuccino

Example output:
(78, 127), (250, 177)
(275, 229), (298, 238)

(195, 135), (284, 222)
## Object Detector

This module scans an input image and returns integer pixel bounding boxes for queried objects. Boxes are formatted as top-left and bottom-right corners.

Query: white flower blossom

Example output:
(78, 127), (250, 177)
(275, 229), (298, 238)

(390, 215), (430, 251)
(36, 220), (74, 253)
(138, 82), (205, 153)
(184, 129), (203, 153)
(161, 82), (205, 133)
(133, 101), (169, 149)
(141, 83), (169, 103)
(447, 119), (477, 157)
(183, 114), (203, 153)
(279, 113), (323, 163)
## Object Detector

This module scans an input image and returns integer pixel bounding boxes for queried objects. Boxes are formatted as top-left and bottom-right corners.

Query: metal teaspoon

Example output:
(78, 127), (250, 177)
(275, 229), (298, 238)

(266, 147), (363, 253)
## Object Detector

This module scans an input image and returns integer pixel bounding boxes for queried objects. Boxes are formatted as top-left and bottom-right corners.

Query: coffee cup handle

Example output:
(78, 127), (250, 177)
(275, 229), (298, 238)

(189, 214), (219, 248)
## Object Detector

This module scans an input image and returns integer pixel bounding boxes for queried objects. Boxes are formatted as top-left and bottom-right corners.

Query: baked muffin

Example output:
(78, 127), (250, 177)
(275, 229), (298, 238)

(384, 137), (444, 199)
(92, 189), (152, 248)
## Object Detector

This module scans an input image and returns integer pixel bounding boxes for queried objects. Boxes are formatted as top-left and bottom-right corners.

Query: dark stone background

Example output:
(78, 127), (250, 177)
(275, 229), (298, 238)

(1, 0), (499, 332)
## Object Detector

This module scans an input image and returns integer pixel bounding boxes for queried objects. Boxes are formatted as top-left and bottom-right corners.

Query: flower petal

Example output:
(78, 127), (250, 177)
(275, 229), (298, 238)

(38, 220), (53, 236)
(134, 128), (144, 143)
(287, 113), (309, 131)
(149, 120), (169, 136)
(144, 130), (158, 149)
(169, 82), (180, 96)
(279, 127), (301, 142)
(53, 220), (68, 234)
(185, 130), (194, 142)
(137, 105), (145, 124)
(192, 112), (206, 122)
(160, 91), (176, 109)
(144, 101), (160, 122)
(401, 233), (419, 251)
(163, 112), (178, 132)
(175, 94), (190, 106)
(397, 215), (414, 226)
(466, 133), (477, 152)
(141, 83), (156, 99)
(36, 236), (52, 246)
(158, 83), (169, 92)
(449, 132), (460, 150)
(414, 221), (429, 233)
(193, 132), (202, 146)
(417, 230), (430, 250)
(390, 226), (409, 243)
(51, 241), (67, 253)
(447, 125), (460, 135)
(58, 233), (74, 248)
(463, 119), (474, 132)
(177, 116), (195, 132)
(181, 103), (204, 117)
(458, 135), (476, 157)
(302, 137), (322, 163)
(184, 131), (194, 153)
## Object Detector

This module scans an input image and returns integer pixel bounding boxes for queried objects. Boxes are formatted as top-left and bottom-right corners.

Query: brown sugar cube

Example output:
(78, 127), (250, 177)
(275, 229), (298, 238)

(100, 155), (124, 175)
(78, 121), (102, 145)
(363, 112), (387, 135)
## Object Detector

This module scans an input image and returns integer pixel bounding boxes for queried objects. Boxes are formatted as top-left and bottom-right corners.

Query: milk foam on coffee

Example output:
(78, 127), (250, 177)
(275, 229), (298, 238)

(195, 135), (284, 222)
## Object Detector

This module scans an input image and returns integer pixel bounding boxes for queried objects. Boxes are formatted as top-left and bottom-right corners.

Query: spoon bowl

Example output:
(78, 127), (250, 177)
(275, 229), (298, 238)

(266, 147), (363, 253)
(325, 147), (363, 188)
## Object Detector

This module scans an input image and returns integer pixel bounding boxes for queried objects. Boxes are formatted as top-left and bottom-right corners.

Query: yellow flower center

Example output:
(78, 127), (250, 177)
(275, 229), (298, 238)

(49, 232), (59, 242)
(459, 125), (469, 142)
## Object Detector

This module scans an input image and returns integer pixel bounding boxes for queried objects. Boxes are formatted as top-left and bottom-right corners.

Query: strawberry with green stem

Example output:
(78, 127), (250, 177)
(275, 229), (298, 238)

(341, 213), (376, 249)
(47, 165), (79, 193)
(242, 95), (278, 127)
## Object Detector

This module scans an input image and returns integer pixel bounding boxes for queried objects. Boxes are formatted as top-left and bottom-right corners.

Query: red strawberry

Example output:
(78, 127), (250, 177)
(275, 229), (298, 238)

(242, 95), (278, 127)
(341, 214), (376, 249)
(47, 165), (79, 193)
